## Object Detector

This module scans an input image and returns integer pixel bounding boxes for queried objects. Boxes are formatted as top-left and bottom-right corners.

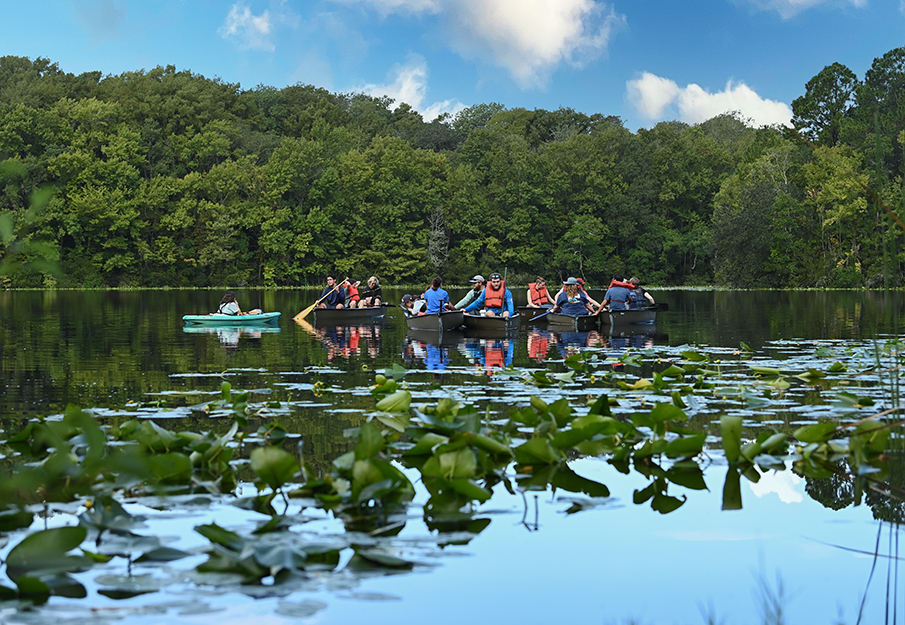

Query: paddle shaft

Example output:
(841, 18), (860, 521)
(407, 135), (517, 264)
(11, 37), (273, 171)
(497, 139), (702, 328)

(293, 277), (349, 322)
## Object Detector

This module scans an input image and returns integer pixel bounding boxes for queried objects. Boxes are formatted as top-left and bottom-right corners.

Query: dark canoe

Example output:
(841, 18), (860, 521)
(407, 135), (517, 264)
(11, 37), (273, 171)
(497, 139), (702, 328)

(546, 313), (598, 332)
(407, 327), (465, 346)
(405, 310), (465, 332)
(599, 308), (656, 326)
(313, 305), (388, 325)
(518, 305), (552, 319)
(463, 313), (520, 337)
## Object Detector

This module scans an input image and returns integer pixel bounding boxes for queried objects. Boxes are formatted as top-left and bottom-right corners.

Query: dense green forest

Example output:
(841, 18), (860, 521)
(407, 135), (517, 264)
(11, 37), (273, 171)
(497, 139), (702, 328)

(1, 48), (904, 289)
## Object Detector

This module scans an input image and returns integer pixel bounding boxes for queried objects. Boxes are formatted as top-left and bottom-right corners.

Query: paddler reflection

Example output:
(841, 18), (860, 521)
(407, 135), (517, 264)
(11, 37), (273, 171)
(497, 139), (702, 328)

(460, 337), (514, 375)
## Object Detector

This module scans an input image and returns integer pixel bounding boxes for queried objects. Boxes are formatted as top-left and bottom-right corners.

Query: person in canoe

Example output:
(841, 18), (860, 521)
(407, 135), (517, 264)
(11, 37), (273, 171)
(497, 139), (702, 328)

(401, 293), (427, 316)
(600, 273), (632, 311)
(345, 279), (361, 308)
(217, 291), (242, 315)
(454, 275), (485, 309)
(317, 274), (346, 309)
(575, 278), (601, 309)
(526, 276), (553, 308)
(551, 277), (596, 316)
(359, 276), (383, 307)
(423, 276), (454, 313)
(628, 276), (655, 308)
(464, 272), (514, 318)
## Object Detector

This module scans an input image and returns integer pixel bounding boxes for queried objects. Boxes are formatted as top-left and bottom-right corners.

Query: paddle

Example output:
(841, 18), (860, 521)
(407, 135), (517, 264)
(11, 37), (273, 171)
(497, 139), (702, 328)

(530, 309), (555, 322)
(647, 302), (669, 312)
(293, 277), (349, 322)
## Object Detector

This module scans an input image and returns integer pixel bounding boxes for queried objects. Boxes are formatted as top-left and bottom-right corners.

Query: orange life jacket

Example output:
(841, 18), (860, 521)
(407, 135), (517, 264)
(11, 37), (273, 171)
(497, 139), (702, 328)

(347, 284), (360, 302)
(608, 280), (635, 290)
(528, 333), (550, 361)
(484, 282), (506, 309)
(529, 282), (552, 306)
(485, 346), (505, 369)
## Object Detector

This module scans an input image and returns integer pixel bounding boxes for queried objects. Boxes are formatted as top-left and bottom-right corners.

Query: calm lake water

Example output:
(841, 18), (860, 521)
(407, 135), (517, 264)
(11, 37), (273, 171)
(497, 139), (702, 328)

(0, 288), (904, 625)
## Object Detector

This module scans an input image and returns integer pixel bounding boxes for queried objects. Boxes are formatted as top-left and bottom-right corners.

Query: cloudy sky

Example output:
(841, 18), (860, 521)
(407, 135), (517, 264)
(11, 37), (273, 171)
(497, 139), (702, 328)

(2, 0), (903, 130)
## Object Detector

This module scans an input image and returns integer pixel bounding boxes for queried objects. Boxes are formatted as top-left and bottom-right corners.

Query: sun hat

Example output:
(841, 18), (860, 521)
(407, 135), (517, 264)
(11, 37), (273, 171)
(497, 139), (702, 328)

(563, 277), (580, 285)
(470, 275), (485, 283)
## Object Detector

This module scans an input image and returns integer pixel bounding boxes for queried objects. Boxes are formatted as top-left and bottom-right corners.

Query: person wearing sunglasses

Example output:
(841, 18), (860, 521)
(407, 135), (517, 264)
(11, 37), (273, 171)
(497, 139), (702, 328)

(463, 272), (514, 318)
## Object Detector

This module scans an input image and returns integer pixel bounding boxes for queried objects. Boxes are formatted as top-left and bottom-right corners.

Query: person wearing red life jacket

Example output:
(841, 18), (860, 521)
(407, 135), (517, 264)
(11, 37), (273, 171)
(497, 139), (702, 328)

(463, 272), (514, 317)
(344, 279), (361, 308)
(601, 273), (633, 311)
(526, 276), (553, 308)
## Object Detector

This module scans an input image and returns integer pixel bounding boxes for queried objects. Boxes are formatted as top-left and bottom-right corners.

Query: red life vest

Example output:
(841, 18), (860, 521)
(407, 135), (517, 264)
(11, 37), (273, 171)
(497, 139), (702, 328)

(347, 284), (360, 302)
(528, 282), (552, 306)
(528, 332), (550, 361)
(484, 282), (506, 308)
(485, 346), (505, 369)
(608, 280), (635, 290)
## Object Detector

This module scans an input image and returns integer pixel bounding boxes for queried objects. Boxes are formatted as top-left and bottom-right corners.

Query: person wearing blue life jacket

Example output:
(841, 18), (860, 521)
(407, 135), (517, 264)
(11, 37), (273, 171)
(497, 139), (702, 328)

(422, 276), (452, 314)
(601, 273), (632, 311)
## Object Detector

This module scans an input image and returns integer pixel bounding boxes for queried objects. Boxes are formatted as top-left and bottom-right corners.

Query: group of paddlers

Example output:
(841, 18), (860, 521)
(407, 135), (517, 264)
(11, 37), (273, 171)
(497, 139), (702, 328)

(399, 272), (655, 318)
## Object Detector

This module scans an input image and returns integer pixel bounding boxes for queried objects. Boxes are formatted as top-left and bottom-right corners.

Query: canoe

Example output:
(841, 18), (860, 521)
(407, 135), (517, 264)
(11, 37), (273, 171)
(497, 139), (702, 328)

(406, 327), (465, 347)
(313, 305), (388, 324)
(518, 305), (552, 322)
(405, 310), (465, 332)
(545, 313), (598, 332)
(463, 313), (520, 337)
(182, 312), (281, 326)
(599, 308), (656, 326)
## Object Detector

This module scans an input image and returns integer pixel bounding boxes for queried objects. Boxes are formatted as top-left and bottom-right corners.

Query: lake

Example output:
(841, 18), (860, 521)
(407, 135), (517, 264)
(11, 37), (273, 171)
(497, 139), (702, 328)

(0, 288), (903, 625)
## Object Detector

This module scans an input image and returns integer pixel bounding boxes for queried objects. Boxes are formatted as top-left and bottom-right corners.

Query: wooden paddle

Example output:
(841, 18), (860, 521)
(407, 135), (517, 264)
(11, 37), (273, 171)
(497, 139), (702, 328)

(293, 277), (349, 322)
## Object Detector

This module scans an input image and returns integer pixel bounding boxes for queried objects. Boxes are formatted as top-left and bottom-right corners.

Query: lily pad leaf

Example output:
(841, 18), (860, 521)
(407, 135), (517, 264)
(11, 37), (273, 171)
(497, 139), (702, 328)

(250, 446), (300, 490)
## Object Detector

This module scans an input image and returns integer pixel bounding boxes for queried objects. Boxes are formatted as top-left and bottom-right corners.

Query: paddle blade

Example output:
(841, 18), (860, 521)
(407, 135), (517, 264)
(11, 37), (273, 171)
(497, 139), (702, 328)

(294, 317), (317, 335)
(293, 302), (317, 322)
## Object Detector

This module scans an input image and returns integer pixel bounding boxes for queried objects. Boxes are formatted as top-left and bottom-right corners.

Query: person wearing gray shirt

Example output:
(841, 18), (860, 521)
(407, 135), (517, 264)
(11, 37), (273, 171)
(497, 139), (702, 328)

(455, 275), (485, 309)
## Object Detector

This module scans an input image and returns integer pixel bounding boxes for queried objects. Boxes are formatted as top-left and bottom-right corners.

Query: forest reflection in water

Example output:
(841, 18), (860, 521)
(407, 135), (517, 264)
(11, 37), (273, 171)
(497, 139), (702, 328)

(0, 289), (903, 623)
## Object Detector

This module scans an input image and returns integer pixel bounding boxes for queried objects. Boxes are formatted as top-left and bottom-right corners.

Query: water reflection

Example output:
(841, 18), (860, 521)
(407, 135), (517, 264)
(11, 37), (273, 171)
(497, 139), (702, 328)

(402, 329), (463, 371)
(297, 319), (384, 361)
(460, 338), (515, 374)
(182, 325), (282, 354)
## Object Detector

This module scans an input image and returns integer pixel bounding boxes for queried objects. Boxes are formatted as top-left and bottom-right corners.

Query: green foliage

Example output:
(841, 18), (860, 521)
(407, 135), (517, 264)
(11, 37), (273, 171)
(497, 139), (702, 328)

(2, 48), (905, 288)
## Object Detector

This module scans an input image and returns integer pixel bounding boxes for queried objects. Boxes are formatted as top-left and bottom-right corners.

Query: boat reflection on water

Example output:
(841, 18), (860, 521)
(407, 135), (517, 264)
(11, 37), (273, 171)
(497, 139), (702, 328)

(182, 325), (281, 354)
(460, 337), (515, 375)
(402, 329), (464, 371)
(297, 318), (384, 362)
(523, 324), (666, 362)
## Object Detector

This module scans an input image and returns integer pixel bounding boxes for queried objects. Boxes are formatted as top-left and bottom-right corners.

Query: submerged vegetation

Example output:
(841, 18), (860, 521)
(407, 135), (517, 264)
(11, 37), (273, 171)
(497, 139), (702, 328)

(0, 336), (902, 621)
(1, 48), (905, 288)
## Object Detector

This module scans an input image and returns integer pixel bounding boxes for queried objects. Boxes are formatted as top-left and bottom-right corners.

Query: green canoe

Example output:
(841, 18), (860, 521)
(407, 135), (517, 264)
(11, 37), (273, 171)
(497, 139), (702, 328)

(182, 312), (281, 326)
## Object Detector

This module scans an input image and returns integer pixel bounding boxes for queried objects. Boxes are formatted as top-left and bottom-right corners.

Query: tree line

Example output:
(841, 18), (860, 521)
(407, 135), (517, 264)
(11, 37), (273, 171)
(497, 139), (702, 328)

(1, 48), (904, 289)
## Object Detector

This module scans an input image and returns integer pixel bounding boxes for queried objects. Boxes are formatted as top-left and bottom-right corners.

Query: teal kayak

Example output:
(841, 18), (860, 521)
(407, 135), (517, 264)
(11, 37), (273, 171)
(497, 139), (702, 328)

(182, 312), (281, 326)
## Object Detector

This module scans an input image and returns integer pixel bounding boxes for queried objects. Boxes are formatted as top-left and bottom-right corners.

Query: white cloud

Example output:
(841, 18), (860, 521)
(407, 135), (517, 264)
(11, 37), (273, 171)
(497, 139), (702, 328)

(358, 56), (466, 121)
(736, 0), (866, 19)
(747, 467), (804, 504)
(219, 4), (275, 51)
(627, 71), (793, 128)
(330, 0), (626, 89)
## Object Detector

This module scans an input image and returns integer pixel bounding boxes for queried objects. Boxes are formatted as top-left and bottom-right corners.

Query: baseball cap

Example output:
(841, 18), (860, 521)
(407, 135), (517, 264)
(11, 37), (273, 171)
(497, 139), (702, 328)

(470, 275), (485, 283)
(401, 294), (413, 303)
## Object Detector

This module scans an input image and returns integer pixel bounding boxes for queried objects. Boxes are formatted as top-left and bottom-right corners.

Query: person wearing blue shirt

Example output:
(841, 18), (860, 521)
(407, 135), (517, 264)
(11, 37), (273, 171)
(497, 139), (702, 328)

(317, 274), (346, 309)
(602, 273), (632, 311)
(464, 272), (514, 317)
(552, 277), (595, 316)
(422, 276), (452, 314)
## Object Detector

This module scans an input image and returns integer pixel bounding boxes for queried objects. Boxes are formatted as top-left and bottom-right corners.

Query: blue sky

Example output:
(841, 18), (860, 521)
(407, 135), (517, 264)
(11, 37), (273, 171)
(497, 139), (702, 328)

(2, 0), (904, 131)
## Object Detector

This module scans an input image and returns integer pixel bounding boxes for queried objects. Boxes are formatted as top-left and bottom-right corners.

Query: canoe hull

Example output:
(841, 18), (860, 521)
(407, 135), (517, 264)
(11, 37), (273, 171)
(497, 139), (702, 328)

(405, 310), (465, 332)
(313, 305), (387, 324)
(546, 313), (598, 332)
(182, 312), (281, 326)
(600, 309), (656, 326)
(463, 313), (520, 337)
